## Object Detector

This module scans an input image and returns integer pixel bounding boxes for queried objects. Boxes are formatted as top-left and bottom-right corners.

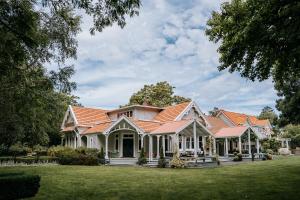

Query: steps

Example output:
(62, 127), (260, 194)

(109, 158), (138, 165)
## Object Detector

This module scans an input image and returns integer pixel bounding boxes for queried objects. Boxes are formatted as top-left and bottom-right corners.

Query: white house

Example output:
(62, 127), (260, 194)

(61, 101), (272, 163)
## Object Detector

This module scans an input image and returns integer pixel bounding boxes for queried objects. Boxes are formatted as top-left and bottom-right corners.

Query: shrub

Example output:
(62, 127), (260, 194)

(212, 155), (220, 165)
(170, 148), (184, 168)
(233, 153), (243, 162)
(0, 173), (40, 199)
(9, 143), (29, 157)
(33, 145), (47, 156)
(261, 138), (281, 153)
(0, 144), (9, 156)
(158, 147), (167, 168)
(57, 150), (98, 165)
(266, 149), (274, 155)
(98, 147), (105, 164)
(137, 147), (147, 165)
(47, 146), (73, 157)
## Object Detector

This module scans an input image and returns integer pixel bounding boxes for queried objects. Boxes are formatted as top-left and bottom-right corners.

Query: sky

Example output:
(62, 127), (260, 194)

(53, 0), (277, 115)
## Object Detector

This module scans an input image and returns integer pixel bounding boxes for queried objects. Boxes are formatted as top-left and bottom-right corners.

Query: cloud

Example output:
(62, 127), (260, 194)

(55, 0), (277, 115)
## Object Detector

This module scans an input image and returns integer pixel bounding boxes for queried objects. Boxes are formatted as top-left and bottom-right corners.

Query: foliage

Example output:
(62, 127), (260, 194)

(208, 107), (220, 117)
(211, 154), (220, 165)
(137, 147), (147, 165)
(0, 173), (40, 199)
(47, 145), (71, 157)
(206, 0), (300, 125)
(170, 146), (184, 168)
(57, 150), (98, 166)
(125, 81), (191, 107)
(0, 156), (57, 164)
(258, 106), (278, 127)
(98, 147), (105, 164)
(158, 147), (167, 168)
(0, 0), (140, 147)
(233, 152), (243, 162)
(8, 143), (31, 157)
(282, 124), (300, 149)
(261, 138), (281, 153)
(33, 145), (47, 156)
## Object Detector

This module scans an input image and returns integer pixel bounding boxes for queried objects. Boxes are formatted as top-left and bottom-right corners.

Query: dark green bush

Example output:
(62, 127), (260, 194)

(137, 147), (147, 165)
(0, 173), (40, 200)
(233, 153), (243, 161)
(98, 147), (105, 164)
(158, 147), (167, 168)
(8, 143), (31, 157)
(57, 151), (98, 165)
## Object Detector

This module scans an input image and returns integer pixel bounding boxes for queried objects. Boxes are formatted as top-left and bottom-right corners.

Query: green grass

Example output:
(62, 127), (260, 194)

(0, 156), (300, 200)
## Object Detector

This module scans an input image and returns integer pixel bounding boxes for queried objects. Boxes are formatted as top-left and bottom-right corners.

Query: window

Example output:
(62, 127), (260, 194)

(179, 135), (182, 150)
(198, 136), (203, 150)
(117, 110), (133, 118)
(186, 137), (190, 149)
(115, 134), (119, 151)
(191, 137), (195, 149)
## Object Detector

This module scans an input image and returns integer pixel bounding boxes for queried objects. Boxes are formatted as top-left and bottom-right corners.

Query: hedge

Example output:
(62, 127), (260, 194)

(0, 173), (40, 200)
(0, 156), (57, 164)
(57, 153), (98, 165)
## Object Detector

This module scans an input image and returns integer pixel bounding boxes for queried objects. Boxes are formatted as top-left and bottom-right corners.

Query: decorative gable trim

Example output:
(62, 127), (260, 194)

(61, 105), (78, 130)
(103, 115), (144, 135)
(175, 101), (211, 128)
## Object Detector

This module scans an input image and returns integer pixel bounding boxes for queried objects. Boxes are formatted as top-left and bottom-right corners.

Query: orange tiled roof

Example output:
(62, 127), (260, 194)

(72, 106), (111, 126)
(220, 110), (270, 127)
(153, 101), (191, 122)
(205, 116), (228, 134)
(82, 122), (112, 135)
(214, 126), (248, 138)
(133, 120), (162, 132)
(151, 120), (191, 134)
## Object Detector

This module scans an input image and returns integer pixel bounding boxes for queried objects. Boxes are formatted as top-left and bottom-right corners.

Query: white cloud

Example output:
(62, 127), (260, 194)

(58, 0), (278, 115)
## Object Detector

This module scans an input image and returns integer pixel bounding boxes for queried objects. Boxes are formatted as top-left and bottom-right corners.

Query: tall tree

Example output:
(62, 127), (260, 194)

(126, 81), (191, 107)
(258, 106), (278, 127)
(206, 0), (300, 126)
(0, 0), (140, 147)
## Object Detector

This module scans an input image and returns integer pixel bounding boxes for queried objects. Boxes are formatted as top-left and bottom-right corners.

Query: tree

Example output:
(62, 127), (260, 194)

(282, 124), (300, 149)
(126, 81), (191, 107)
(258, 106), (278, 126)
(208, 107), (220, 117)
(206, 0), (300, 126)
(0, 0), (140, 147)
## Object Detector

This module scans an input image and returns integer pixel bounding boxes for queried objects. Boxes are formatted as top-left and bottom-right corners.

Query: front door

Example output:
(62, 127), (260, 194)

(123, 138), (134, 157)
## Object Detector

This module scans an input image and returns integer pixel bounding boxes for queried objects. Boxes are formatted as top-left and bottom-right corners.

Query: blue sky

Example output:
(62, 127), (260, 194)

(54, 0), (277, 115)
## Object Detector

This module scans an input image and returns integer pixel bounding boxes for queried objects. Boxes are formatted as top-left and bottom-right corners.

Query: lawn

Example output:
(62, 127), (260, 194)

(0, 156), (300, 200)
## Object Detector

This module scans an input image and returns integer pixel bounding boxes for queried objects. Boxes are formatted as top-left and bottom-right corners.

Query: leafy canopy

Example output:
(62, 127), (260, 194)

(126, 81), (191, 107)
(206, 0), (300, 126)
(0, 0), (140, 147)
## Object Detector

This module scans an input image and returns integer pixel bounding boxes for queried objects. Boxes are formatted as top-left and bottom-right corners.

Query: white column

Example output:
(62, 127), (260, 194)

(156, 135), (160, 159)
(202, 136), (206, 156)
(248, 129), (251, 155)
(141, 135), (144, 148)
(120, 133), (123, 157)
(149, 135), (153, 161)
(256, 138), (260, 154)
(162, 135), (165, 157)
(286, 140), (289, 149)
(225, 138), (229, 156)
(213, 138), (216, 155)
(209, 136), (212, 156)
(182, 135), (186, 152)
(193, 121), (198, 158)
(105, 135), (109, 159)
(238, 136), (242, 154)
(74, 135), (77, 149)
